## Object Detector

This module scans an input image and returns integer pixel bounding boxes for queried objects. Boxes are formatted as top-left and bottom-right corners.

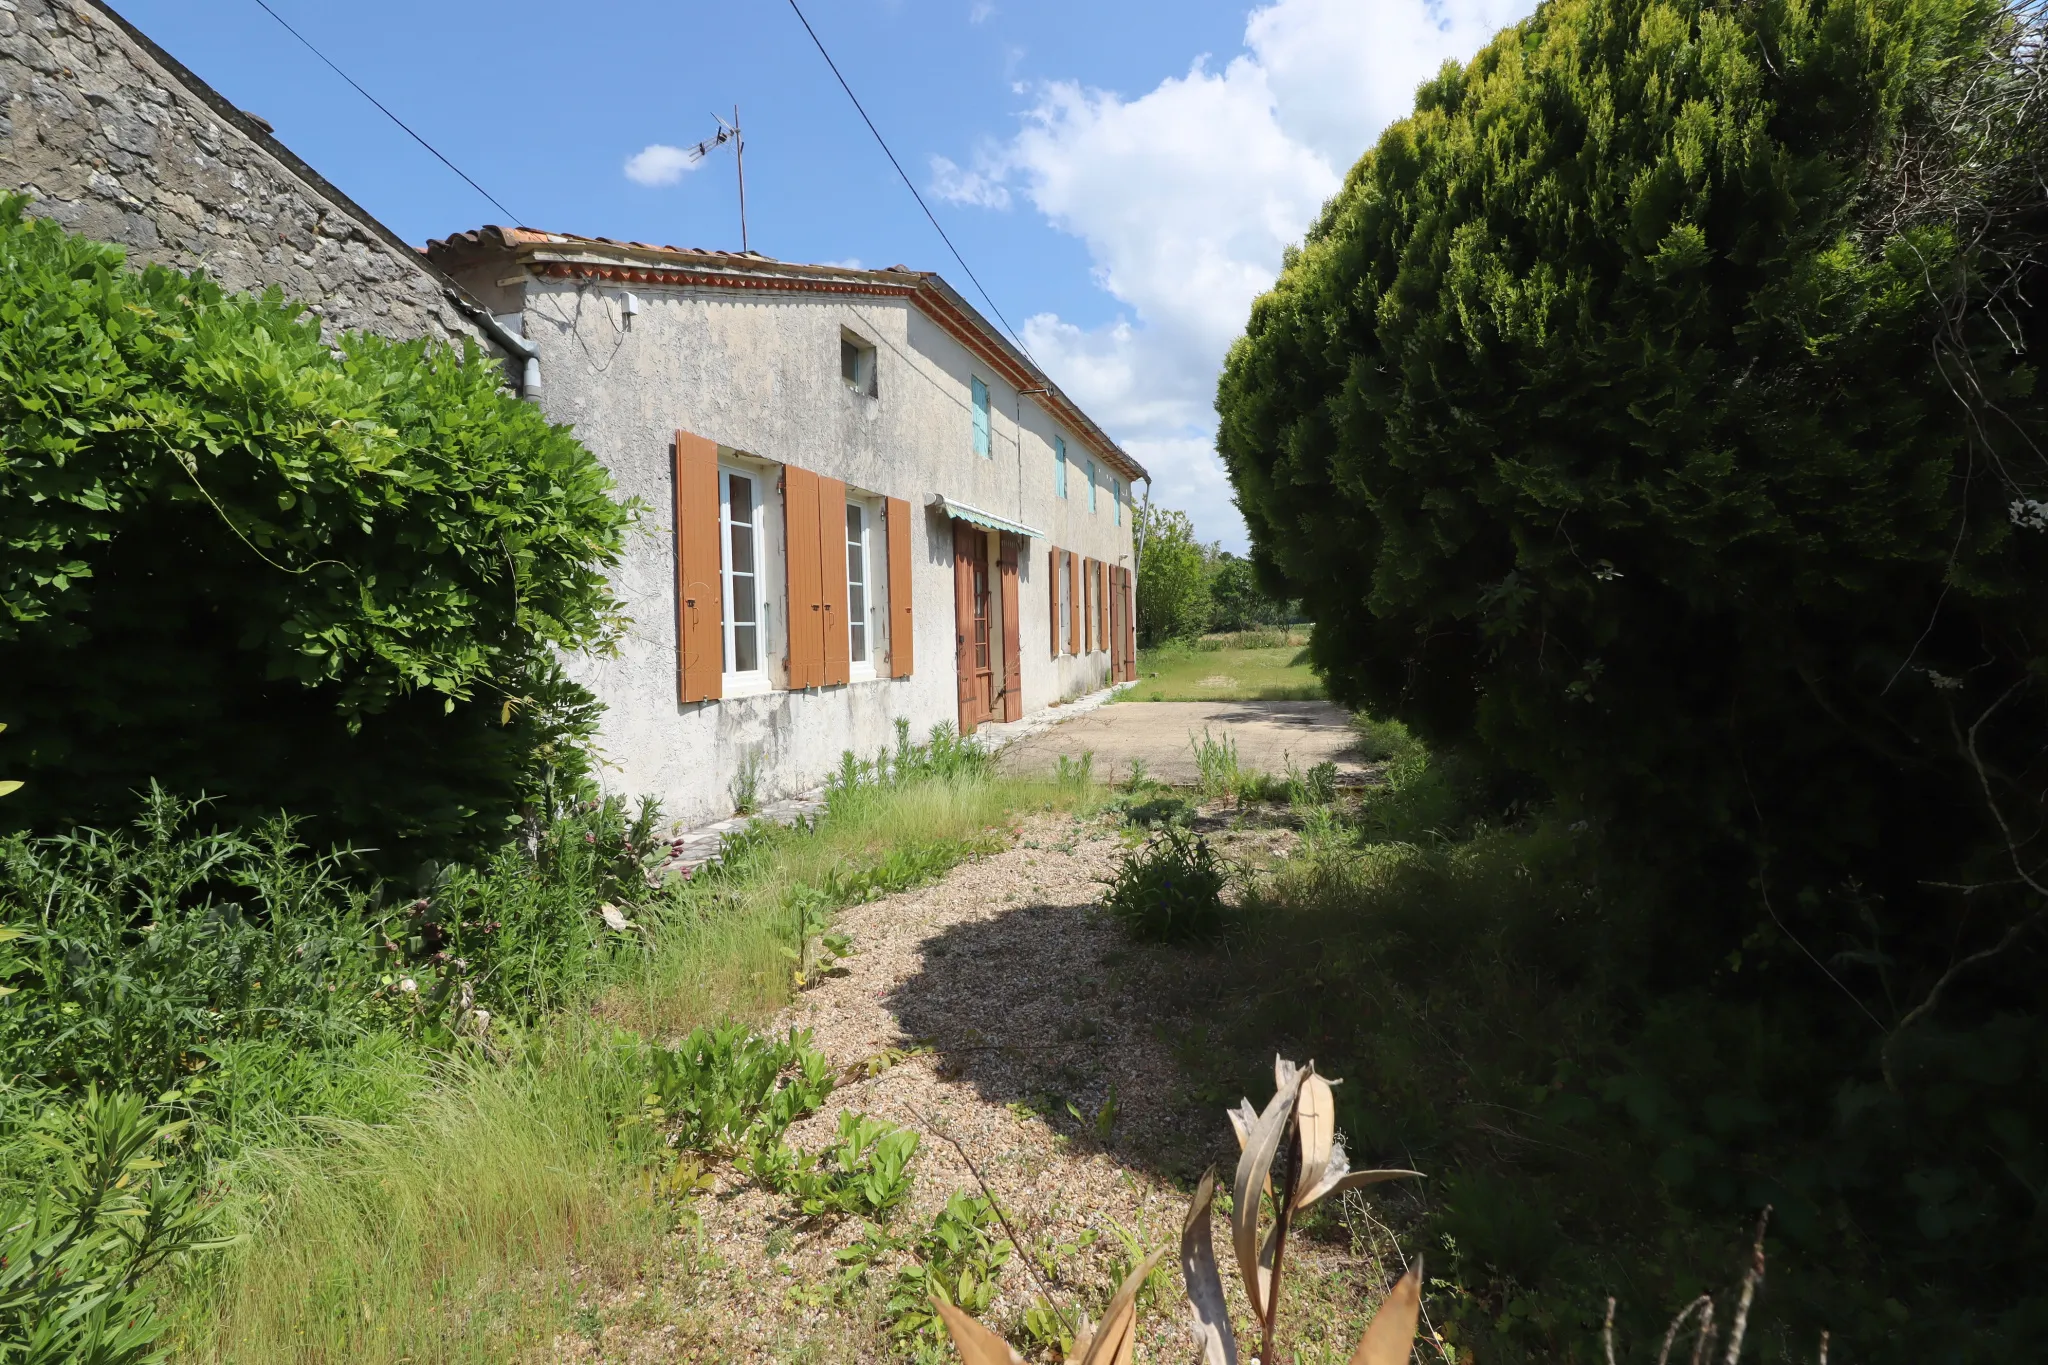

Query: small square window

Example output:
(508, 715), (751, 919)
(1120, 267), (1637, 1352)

(841, 332), (877, 397)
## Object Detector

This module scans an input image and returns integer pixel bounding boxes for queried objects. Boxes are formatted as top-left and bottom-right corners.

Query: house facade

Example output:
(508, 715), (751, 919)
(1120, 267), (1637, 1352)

(426, 228), (1145, 825)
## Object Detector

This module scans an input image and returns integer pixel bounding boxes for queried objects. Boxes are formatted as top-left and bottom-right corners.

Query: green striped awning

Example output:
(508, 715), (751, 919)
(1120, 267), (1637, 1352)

(927, 495), (1044, 540)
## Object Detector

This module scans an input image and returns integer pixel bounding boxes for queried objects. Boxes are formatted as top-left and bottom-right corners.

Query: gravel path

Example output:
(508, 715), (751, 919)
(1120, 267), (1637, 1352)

(559, 803), (1379, 1363)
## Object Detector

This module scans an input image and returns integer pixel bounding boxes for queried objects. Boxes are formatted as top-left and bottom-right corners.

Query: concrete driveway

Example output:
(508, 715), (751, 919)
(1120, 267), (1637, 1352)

(998, 699), (1364, 786)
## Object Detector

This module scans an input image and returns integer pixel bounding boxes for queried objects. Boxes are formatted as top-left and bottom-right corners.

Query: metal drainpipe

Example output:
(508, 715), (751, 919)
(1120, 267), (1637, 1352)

(448, 290), (541, 401)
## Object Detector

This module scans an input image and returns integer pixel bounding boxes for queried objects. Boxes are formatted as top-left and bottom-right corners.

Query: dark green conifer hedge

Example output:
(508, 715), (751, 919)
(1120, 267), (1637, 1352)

(0, 198), (632, 856)
(1219, 0), (2046, 1354)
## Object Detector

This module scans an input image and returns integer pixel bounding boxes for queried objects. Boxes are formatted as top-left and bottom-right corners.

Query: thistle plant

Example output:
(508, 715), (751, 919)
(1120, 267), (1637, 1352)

(933, 1054), (1425, 1364)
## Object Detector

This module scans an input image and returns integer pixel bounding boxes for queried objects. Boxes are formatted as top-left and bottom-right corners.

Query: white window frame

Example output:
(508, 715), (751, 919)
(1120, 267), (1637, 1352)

(845, 496), (879, 682)
(719, 464), (771, 694)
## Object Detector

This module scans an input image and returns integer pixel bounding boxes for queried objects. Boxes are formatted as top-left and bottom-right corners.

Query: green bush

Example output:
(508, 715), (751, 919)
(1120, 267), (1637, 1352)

(1206, 552), (1290, 632)
(1135, 503), (1209, 645)
(0, 787), (670, 1105)
(0, 197), (632, 857)
(1216, 1), (2047, 1356)
(0, 1088), (229, 1365)
(1102, 825), (1227, 943)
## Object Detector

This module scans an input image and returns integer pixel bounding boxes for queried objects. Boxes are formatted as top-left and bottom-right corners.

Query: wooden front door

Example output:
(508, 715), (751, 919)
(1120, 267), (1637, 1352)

(952, 521), (992, 732)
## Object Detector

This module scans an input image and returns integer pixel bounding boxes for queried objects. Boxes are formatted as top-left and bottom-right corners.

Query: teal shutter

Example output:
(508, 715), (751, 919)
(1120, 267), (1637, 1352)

(1087, 460), (1098, 512)
(971, 377), (990, 457)
(1055, 436), (1068, 497)
(1114, 480), (1122, 525)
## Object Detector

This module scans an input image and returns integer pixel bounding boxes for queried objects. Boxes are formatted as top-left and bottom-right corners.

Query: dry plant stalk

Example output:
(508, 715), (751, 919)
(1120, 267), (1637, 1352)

(934, 1054), (1425, 1364)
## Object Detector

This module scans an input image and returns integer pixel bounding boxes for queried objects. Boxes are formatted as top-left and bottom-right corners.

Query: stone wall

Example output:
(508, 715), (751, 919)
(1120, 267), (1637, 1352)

(0, 0), (487, 347)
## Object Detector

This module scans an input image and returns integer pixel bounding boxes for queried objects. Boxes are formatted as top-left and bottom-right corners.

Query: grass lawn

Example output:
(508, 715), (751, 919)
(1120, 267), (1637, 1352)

(1122, 627), (1324, 702)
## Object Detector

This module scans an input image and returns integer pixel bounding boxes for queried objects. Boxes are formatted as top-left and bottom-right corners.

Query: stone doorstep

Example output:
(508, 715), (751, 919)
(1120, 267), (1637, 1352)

(649, 680), (1136, 882)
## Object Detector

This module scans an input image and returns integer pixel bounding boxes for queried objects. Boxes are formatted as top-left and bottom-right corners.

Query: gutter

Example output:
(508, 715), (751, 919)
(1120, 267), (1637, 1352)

(446, 290), (542, 401)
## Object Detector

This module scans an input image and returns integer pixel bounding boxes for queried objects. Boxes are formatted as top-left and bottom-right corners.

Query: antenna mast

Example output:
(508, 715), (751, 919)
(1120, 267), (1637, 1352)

(732, 105), (748, 253)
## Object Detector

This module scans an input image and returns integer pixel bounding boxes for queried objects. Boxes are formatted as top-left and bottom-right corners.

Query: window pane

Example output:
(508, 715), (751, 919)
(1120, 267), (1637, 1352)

(728, 475), (755, 574)
(733, 623), (758, 674)
(849, 581), (866, 621)
(850, 621), (867, 664)
(731, 570), (755, 625)
(841, 339), (858, 385)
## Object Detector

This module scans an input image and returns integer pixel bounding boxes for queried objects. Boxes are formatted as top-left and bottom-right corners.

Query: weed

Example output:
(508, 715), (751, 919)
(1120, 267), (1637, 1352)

(1286, 758), (1339, 809)
(634, 1024), (835, 1156)
(1053, 751), (1096, 787)
(1102, 825), (1228, 943)
(882, 1192), (1011, 1359)
(747, 1110), (919, 1220)
(731, 748), (765, 816)
(1349, 713), (1423, 765)
(1191, 727), (1243, 801)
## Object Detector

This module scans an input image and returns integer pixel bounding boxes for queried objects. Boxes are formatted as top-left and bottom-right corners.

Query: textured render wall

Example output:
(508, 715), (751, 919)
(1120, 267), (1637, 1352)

(520, 273), (1134, 824)
(0, 0), (484, 346)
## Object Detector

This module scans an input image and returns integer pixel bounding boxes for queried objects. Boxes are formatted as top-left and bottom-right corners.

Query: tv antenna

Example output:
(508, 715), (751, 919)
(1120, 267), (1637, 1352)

(683, 106), (749, 252)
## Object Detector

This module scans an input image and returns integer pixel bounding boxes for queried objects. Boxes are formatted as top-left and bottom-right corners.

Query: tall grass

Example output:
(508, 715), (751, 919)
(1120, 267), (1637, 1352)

(164, 743), (1098, 1363)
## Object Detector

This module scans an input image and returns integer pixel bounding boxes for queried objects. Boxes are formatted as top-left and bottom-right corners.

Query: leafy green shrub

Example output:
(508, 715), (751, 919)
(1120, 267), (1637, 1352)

(1102, 826), (1227, 944)
(881, 1192), (1011, 1360)
(1214, 2), (2048, 1355)
(0, 787), (673, 1104)
(1206, 553), (1289, 632)
(636, 1024), (835, 1156)
(745, 1110), (918, 1219)
(0, 197), (632, 857)
(1135, 504), (1210, 645)
(0, 1088), (229, 1364)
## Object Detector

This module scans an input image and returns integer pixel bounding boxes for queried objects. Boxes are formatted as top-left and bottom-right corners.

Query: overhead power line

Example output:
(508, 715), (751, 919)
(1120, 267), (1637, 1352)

(248, 0), (521, 224)
(783, 0), (1032, 359)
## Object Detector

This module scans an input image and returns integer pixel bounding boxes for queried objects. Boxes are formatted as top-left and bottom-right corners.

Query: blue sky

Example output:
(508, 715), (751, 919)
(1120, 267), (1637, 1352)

(116, 0), (1533, 551)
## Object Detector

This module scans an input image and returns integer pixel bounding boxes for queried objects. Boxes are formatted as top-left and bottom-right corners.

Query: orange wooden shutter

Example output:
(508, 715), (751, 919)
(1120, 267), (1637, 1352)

(818, 476), (850, 687)
(784, 465), (823, 688)
(1120, 567), (1136, 680)
(1048, 548), (1061, 658)
(674, 430), (723, 703)
(952, 521), (980, 732)
(999, 534), (1022, 721)
(1108, 565), (1123, 677)
(885, 496), (913, 678)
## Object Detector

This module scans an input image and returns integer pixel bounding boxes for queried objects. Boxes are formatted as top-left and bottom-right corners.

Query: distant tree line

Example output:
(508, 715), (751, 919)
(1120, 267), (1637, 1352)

(1134, 502), (1298, 646)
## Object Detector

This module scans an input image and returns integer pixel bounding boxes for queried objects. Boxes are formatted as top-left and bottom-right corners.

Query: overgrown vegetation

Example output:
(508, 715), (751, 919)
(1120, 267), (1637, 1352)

(0, 197), (631, 858)
(1215, 0), (2048, 1356)
(1102, 824), (1228, 943)
(0, 714), (1093, 1363)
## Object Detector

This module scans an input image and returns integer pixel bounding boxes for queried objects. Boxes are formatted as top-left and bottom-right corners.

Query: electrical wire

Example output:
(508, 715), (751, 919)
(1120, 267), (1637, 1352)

(248, 0), (521, 223)
(783, 0), (1032, 359)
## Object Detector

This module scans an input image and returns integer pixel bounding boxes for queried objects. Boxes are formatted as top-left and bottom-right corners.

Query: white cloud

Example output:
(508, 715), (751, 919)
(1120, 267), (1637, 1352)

(930, 155), (1012, 210)
(623, 143), (699, 187)
(821, 257), (865, 270)
(969, 1), (997, 23)
(937, 0), (1535, 550)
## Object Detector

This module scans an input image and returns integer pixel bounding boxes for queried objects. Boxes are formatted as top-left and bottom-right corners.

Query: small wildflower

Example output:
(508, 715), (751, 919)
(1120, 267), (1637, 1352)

(398, 977), (418, 994)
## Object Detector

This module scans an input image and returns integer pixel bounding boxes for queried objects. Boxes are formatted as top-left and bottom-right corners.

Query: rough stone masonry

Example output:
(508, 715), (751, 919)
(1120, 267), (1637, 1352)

(0, 0), (486, 347)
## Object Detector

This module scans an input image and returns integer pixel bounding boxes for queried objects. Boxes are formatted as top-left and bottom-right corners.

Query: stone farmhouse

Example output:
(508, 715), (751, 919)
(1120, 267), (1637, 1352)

(4, 0), (1145, 827)
(427, 229), (1145, 823)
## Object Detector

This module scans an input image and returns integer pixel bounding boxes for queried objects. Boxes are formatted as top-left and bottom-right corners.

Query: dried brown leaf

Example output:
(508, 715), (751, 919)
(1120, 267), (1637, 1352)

(1180, 1169), (1239, 1365)
(1293, 1071), (1336, 1210)
(1076, 1241), (1170, 1365)
(1350, 1258), (1424, 1365)
(1231, 1057), (1303, 1322)
(932, 1296), (1027, 1365)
